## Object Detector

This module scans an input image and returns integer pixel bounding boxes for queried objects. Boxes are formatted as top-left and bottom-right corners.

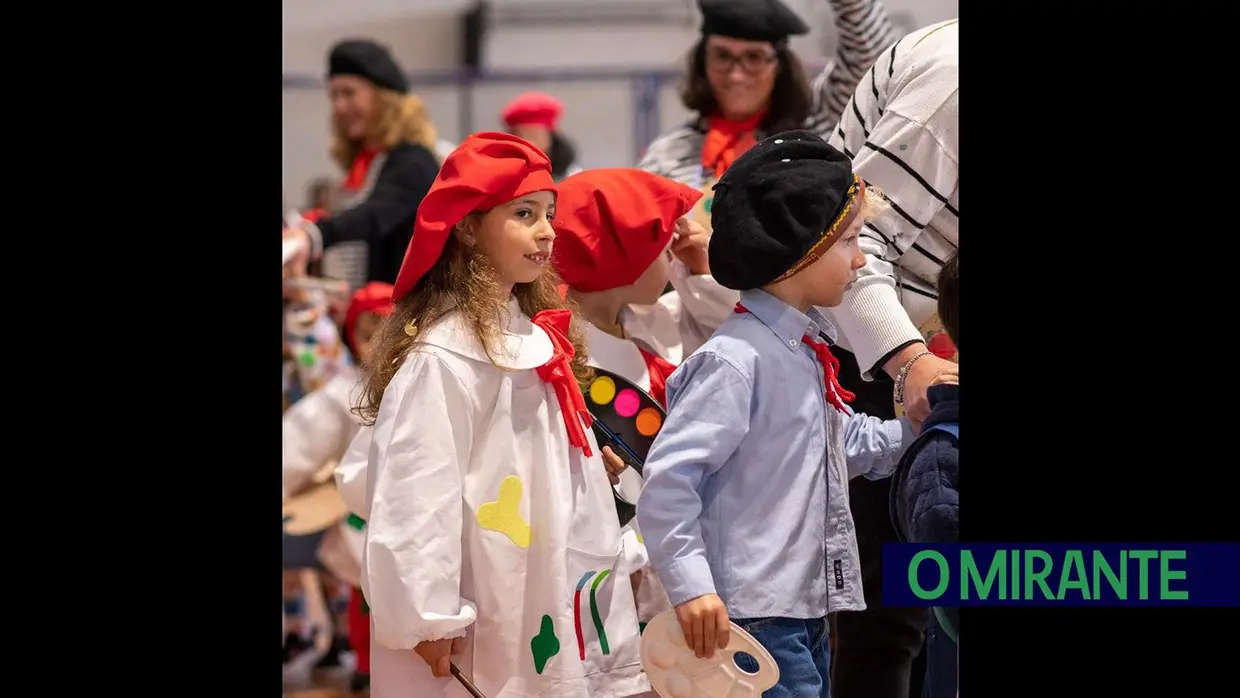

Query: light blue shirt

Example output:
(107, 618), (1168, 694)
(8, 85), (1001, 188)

(636, 288), (914, 619)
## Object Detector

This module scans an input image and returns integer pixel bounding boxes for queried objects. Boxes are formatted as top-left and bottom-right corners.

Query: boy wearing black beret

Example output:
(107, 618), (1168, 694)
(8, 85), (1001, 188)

(637, 130), (914, 697)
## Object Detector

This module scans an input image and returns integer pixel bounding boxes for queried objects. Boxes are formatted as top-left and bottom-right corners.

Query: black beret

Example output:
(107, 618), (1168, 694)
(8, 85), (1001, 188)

(708, 130), (862, 291)
(698, 0), (810, 44)
(328, 40), (409, 94)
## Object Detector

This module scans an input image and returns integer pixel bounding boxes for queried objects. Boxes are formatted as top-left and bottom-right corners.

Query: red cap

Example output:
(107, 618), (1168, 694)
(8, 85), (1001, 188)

(552, 169), (702, 293)
(501, 92), (564, 131)
(391, 132), (557, 301)
(345, 282), (395, 346)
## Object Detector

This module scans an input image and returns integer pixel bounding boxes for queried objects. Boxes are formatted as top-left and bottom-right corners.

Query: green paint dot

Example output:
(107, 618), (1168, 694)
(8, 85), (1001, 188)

(704, 197), (713, 214)
(347, 514), (366, 531)
(530, 614), (560, 675)
(298, 351), (316, 367)
(639, 621), (647, 635)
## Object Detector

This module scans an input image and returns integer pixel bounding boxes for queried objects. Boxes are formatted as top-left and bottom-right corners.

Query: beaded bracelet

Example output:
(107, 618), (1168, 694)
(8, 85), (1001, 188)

(894, 350), (933, 405)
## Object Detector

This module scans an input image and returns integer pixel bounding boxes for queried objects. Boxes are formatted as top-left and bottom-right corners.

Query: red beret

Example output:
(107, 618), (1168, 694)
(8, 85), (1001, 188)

(501, 92), (564, 131)
(345, 282), (394, 345)
(552, 168), (702, 293)
(391, 132), (557, 301)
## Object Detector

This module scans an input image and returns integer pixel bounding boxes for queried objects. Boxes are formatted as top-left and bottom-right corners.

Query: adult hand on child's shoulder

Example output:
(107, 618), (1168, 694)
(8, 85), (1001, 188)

(672, 217), (711, 275)
(414, 635), (465, 678)
(674, 593), (730, 659)
(897, 353), (958, 424)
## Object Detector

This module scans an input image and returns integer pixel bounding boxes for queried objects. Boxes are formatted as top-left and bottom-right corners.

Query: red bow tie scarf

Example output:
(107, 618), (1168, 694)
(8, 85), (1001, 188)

(531, 310), (595, 456)
(734, 303), (854, 413)
(638, 348), (677, 408)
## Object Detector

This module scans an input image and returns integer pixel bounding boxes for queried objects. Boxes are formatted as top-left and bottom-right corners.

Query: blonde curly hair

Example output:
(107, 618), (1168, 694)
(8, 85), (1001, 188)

(330, 89), (440, 170)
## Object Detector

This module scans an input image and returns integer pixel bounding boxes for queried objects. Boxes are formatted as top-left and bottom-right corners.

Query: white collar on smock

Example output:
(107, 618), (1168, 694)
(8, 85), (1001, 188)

(416, 296), (554, 370)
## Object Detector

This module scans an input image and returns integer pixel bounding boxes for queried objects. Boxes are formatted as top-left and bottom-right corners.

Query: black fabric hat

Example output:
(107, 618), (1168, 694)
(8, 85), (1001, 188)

(328, 40), (409, 94)
(708, 130), (864, 291)
(698, 0), (810, 44)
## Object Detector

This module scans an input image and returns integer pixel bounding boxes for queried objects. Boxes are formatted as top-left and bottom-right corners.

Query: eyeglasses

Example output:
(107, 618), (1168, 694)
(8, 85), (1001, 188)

(706, 47), (778, 75)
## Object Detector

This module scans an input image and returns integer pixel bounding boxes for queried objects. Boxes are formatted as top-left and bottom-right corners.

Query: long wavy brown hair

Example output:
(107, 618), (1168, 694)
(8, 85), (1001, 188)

(331, 89), (440, 170)
(356, 222), (593, 425)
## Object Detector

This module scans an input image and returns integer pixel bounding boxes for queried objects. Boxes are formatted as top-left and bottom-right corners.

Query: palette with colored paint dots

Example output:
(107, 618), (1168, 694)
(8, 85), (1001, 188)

(583, 368), (666, 525)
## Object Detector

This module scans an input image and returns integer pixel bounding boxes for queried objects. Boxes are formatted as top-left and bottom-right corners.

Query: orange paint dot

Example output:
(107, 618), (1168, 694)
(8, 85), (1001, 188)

(635, 407), (663, 437)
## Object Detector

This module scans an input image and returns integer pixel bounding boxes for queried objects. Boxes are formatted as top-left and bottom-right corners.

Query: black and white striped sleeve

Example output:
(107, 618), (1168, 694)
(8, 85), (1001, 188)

(804, 0), (898, 138)
(638, 128), (689, 178)
(829, 39), (959, 375)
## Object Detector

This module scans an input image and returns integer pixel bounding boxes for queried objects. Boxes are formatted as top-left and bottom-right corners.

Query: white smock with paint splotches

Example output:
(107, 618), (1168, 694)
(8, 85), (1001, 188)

(361, 298), (650, 698)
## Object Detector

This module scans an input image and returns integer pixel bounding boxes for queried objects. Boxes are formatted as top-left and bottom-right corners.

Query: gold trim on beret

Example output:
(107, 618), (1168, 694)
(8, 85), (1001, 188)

(772, 173), (865, 283)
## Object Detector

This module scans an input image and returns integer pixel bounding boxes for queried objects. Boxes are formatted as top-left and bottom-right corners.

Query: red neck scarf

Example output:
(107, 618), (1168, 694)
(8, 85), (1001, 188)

(531, 309), (594, 456)
(343, 148), (380, 191)
(638, 347), (677, 408)
(734, 303), (854, 414)
(299, 148), (380, 224)
(701, 110), (766, 180)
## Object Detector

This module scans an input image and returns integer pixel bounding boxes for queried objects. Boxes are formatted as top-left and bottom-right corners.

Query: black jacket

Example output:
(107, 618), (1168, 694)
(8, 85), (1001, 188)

(316, 142), (440, 285)
(891, 383), (959, 547)
(890, 383), (960, 641)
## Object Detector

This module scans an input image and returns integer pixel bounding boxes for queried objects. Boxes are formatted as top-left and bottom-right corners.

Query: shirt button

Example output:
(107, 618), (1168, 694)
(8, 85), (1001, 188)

(830, 517), (839, 526)
(788, 339), (798, 347)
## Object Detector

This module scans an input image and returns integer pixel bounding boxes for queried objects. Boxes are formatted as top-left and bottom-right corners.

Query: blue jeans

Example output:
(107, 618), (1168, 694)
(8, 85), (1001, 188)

(922, 612), (957, 698)
(732, 617), (831, 698)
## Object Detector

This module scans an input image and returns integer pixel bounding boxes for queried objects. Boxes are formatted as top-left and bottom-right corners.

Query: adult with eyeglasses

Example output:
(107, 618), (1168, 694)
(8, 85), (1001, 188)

(639, 0), (897, 234)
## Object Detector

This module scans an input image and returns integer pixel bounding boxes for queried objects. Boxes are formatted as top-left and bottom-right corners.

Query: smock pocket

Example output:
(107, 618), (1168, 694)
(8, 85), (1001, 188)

(565, 543), (644, 683)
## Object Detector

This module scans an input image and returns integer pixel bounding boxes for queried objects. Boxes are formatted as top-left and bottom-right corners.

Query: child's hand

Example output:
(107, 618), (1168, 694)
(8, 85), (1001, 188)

(414, 635), (465, 678)
(283, 226), (311, 278)
(672, 217), (711, 275)
(674, 593), (730, 659)
(601, 446), (627, 485)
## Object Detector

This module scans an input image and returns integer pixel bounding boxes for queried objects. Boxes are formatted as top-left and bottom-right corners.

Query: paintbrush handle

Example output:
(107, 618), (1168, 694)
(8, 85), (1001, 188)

(450, 663), (487, 698)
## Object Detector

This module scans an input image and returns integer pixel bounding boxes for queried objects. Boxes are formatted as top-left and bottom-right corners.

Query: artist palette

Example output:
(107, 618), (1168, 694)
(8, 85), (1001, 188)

(281, 482), (348, 536)
(641, 609), (780, 698)
(582, 368), (666, 525)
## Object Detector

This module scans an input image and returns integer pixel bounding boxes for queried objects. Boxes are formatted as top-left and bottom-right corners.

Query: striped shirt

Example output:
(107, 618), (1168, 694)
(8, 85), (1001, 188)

(826, 19), (958, 377)
(637, 0), (898, 188)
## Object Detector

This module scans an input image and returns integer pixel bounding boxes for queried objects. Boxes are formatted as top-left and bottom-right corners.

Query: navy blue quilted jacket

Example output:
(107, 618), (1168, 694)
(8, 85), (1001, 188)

(891, 383), (959, 546)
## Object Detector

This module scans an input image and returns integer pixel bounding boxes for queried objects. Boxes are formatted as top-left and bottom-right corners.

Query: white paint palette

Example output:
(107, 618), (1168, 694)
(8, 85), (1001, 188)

(640, 609), (780, 698)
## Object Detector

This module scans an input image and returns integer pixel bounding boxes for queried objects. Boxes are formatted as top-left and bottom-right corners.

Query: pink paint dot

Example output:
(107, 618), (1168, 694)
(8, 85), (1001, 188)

(614, 389), (640, 418)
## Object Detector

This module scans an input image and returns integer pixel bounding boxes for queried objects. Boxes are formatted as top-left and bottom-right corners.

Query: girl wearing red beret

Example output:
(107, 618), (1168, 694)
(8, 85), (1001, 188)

(551, 168), (740, 631)
(553, 168), (739, 409)
(282, 282), (395, 691)
(502, 92), (582, 181)
(351, 132), (648, 698)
